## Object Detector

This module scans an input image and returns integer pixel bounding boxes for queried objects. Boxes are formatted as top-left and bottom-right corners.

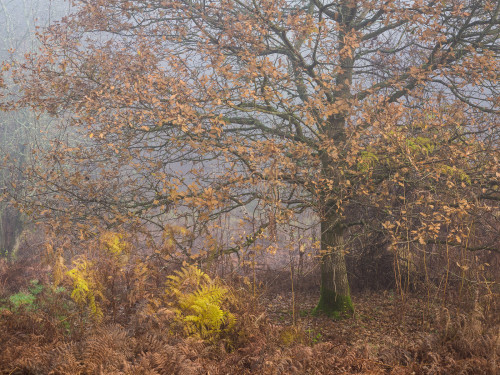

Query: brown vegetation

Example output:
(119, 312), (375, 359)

(0, 238), (498, 375)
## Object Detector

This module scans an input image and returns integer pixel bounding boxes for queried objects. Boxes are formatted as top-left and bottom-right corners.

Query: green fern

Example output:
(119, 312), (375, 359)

(9, 292), (36, 311)
(165, 265), (235, 339)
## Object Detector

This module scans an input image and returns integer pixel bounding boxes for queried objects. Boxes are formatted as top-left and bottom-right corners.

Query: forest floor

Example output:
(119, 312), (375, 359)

(0, 254), (498, 374)
(261, 289), (499, 374)
(265, 290), (435, 349)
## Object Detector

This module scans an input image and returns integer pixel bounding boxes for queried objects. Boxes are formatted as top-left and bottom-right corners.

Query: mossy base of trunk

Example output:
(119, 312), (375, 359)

(312, 288), (354, 319)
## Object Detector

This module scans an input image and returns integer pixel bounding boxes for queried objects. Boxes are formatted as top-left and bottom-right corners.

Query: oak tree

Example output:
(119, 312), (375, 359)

(8, 0), (500, 316)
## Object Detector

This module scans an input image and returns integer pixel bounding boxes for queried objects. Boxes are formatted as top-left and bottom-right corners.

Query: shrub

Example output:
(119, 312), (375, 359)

(4, 280), (43, 312)
(8, 291), (36, 311)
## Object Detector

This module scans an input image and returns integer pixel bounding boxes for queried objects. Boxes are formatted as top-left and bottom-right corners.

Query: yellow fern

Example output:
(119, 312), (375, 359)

(165, 265), (234, 339)
(66, 257), (104, 320)
(100, 231), (129, 261)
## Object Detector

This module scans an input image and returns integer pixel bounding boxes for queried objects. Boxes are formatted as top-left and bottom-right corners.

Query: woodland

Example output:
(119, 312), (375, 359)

(0, 0), (499, 374)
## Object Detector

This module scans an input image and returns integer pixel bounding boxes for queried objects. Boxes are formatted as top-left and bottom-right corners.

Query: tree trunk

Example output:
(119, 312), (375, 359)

(312, 1), (356, 318)
(313, 210), (353, 318)
(0, 205), (24, 258)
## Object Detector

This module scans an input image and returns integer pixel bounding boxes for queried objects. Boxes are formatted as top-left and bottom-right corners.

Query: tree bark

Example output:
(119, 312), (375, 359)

(313, 207), (353, 318)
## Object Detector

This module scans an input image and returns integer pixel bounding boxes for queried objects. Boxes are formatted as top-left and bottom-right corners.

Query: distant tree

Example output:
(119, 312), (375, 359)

(0, 0), (42, 257)
(0, 0), (66, 257)
(9, 0), (499, 316)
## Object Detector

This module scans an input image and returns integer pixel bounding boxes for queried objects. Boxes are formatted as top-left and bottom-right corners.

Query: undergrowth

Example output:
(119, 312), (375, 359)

(0, 230), (498, 375)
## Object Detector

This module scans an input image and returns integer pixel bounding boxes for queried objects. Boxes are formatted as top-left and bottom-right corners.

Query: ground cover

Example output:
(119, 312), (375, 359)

(0, 253), (497, 375)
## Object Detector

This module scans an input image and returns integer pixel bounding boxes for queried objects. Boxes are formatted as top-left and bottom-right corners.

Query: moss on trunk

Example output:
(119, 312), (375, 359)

(313, 287), (354, 319)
